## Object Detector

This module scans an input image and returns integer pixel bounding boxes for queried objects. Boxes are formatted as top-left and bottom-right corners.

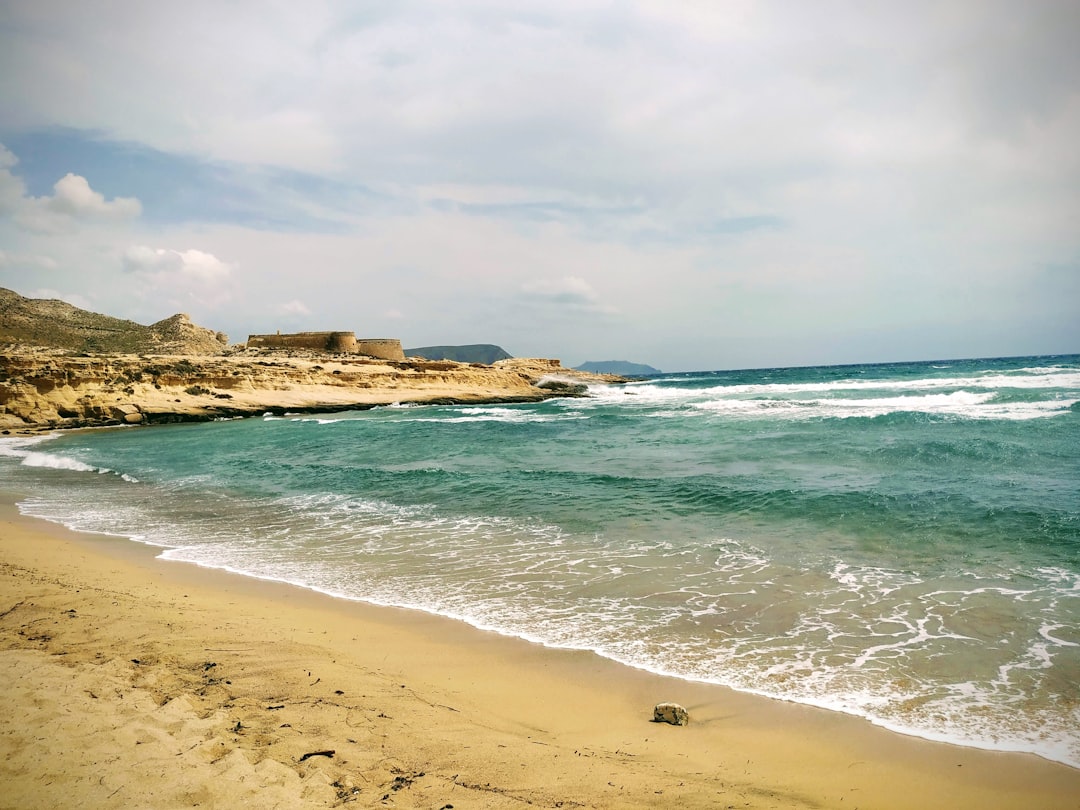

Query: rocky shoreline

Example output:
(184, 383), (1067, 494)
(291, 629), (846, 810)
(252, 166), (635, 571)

(0, 347), (620, 434)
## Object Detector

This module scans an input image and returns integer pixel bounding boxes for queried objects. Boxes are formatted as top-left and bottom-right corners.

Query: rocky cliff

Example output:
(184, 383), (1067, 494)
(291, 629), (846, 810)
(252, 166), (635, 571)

(0, 349), (619, 433)
(0, 288), (623, 433)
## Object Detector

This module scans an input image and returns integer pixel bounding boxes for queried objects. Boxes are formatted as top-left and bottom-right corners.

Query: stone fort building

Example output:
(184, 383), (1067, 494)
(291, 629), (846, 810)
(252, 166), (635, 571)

(246, 331), (405, 361)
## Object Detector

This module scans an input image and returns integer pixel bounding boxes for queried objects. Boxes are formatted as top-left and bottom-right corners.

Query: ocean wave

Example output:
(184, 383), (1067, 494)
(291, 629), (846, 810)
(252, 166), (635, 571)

(585, 368), (1080, 405)
(0, 439), (139, 481)
(575, 374), (1078, 421)
(259, 406), (591, 426)
(0, 435), (54, 455)
(403, 406), (588, 424)
(19, 451), (104, 473)
(687, 391), (1071, 420)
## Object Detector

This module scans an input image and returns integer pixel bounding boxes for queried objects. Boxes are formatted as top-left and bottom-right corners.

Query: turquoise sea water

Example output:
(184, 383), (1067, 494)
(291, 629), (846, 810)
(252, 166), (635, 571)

(2, 355), (1078, 766)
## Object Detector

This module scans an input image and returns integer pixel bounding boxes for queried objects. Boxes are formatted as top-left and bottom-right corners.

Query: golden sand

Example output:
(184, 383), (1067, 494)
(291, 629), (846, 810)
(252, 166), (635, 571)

(2, 496), (1077, 809)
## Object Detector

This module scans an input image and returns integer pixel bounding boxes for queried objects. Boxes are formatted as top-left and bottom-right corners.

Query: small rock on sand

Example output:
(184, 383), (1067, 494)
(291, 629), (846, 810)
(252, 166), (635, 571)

(653, 702), (689, 725)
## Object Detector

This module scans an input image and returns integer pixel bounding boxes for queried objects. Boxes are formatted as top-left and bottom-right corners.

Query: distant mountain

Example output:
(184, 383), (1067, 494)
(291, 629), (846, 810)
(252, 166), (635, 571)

(0, 287), (228, 354)
(405, 344), (512, 364)
(575, 360), (662, 376)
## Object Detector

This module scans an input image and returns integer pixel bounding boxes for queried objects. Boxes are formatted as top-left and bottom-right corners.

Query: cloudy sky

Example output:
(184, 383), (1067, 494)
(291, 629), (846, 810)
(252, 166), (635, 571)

(1, 1), (1077, 371)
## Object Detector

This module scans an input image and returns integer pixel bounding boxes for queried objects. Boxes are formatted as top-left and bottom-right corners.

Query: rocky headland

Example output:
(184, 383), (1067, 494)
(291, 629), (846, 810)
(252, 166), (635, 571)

(0, 289), (619, 434)
(0, 350), (615, 434)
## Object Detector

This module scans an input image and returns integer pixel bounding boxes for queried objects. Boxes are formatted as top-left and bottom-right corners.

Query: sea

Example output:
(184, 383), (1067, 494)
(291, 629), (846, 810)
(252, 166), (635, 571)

(2, 354), (1078, 767)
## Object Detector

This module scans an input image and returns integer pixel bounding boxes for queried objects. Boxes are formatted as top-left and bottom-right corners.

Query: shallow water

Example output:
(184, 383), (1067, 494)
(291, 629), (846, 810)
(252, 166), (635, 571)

(3, 354), (1078, 766)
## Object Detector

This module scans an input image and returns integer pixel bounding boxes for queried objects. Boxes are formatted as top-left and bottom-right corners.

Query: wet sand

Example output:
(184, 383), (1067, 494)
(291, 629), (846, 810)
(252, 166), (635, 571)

(2, 495), (1078, 809)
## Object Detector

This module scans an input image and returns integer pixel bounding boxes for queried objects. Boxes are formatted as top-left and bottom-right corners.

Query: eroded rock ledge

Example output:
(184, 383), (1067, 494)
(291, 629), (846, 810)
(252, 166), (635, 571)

(0, 347), (621, 434)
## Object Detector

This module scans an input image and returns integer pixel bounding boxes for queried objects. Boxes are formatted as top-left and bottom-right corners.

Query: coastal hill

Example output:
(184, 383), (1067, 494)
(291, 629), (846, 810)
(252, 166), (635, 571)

(0, 287), (228, 355)
(0, 290), (620, 433)
(406, 344), (512, 364)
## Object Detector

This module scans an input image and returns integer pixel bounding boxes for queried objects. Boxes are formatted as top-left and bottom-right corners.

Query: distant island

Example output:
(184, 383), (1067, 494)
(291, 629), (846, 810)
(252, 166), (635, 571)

(575, 361), (661, 376)
(406, 344), (513, 364)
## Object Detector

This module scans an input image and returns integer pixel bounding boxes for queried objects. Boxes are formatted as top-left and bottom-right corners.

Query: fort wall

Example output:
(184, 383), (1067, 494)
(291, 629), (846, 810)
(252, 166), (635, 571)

(354, 339), (406, 361)
(246, 331), (405, 361)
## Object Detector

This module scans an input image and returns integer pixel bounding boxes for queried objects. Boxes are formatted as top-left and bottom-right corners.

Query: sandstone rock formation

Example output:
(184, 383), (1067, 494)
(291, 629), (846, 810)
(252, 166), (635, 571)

(0, 287), (624, 434)
(147, 313), (229, 355)
(0, 349), (618, 434)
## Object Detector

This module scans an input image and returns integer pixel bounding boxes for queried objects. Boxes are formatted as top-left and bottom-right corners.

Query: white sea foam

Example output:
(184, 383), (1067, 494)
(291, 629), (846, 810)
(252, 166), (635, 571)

(585, 367), (1080, 408)
(829, 562), (922, 596)
(687, 390), (1070, 420)
(20, 451), (102, 473)
(402, 406), (587, 424)
(708, 368), (1080, 395)
(1039, 624), (1079, 647)
(580, 375), (1076, 420)
(0, 435), (54, 456)
(0, 437), (139, 481)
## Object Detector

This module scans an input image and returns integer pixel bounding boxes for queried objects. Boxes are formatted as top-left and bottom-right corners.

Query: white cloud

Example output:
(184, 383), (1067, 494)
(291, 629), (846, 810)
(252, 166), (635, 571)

(0, 249), (58, 269)
(0, 143), (17, 170)
(122, 244), (234, 310)
(0, 143), (26, 215)
(172, 248), (231, 282)
(46, 173), (141, 219)
(122, 244), (174, 273)
(123, 245), (230, 280)
(520, 275), (617, 315)
(278, 299), (312, 316)
(12, 171), (141, 233)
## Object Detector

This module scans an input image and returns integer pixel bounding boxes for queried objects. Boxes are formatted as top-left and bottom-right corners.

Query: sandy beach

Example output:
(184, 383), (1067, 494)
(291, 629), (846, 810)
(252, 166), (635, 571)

(2, 494), (1078, 809)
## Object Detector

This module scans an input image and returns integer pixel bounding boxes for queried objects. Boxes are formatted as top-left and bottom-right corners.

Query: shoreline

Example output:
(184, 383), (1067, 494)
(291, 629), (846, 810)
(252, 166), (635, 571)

(3, 494), (1079, 808)
(40, 499), (1076, 772)
(8, 428), (1076, 772)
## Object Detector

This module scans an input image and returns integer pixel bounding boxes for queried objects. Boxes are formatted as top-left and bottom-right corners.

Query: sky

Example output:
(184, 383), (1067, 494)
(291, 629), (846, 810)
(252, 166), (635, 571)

(1, 1), (1077, 372)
